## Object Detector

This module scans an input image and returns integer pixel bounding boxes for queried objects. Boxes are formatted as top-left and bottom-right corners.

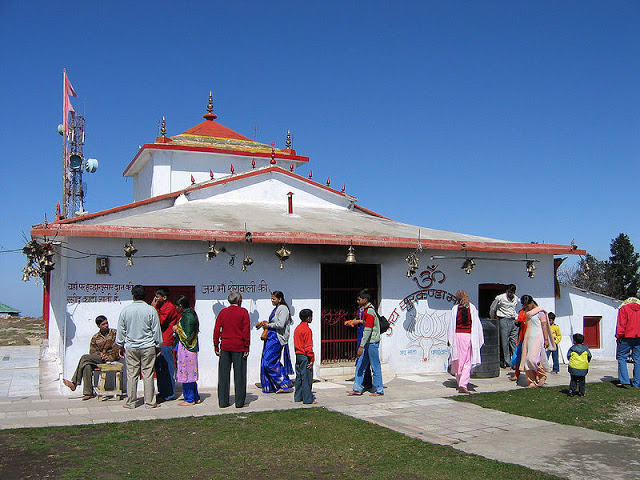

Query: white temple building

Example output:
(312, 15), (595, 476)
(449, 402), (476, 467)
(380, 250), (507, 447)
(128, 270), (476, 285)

(31, 94), (590, 391)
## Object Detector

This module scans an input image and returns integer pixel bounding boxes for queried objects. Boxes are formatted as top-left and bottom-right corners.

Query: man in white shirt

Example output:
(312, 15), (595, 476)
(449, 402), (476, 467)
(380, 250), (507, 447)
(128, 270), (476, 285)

(489, 284), (520, 369)
(116, 284), (162, 409)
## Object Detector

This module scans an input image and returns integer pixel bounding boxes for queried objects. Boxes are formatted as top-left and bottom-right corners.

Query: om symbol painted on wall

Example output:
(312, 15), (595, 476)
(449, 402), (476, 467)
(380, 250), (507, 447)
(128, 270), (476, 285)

(412, 265), (446, 290)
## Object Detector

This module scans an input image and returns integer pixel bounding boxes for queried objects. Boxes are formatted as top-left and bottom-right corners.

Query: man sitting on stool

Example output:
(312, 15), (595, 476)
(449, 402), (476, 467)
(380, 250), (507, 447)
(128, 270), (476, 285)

(63, 315), (119, 400)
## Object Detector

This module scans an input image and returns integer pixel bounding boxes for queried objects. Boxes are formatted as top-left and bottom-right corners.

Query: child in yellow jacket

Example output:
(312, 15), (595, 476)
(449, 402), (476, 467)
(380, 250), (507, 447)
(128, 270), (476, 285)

(546, 312), (562, 374)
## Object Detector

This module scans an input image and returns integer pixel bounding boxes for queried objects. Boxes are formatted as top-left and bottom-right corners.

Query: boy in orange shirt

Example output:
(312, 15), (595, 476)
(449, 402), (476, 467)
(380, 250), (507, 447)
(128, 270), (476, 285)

(294, 309), (316, 404)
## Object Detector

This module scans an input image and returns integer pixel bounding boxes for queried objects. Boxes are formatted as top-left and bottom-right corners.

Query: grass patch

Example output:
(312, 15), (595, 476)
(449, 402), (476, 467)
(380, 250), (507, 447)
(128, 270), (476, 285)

(454, 381), (640, 438)
(0, 408), (561, 480)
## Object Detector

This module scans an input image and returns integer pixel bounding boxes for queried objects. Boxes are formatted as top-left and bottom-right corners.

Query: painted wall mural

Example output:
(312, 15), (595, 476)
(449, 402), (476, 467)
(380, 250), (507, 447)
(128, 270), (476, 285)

(387, 265), (457, 363)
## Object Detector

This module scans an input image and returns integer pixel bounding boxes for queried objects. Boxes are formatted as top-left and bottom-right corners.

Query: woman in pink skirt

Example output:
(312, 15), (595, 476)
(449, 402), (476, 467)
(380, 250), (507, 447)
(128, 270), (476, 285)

(447, 290), (484, 394)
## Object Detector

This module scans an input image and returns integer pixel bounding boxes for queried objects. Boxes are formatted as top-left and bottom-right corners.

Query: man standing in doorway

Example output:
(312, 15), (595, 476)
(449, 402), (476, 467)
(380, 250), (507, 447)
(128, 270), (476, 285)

(213, 292), (251, 408)
(347, 289), (384, 397)
(152, 287), (180, 402)
(490, 284), (520, 369)
(116, 285), (163, 409)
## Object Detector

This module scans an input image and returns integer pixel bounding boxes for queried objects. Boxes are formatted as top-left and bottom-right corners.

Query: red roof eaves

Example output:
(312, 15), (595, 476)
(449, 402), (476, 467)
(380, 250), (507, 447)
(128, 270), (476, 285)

(123, 143), (309, 176)
(30, 223), (586, 255)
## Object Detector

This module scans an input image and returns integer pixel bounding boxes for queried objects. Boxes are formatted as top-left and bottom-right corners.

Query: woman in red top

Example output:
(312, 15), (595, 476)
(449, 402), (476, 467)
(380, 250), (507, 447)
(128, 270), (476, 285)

(447, 290), (484, 394)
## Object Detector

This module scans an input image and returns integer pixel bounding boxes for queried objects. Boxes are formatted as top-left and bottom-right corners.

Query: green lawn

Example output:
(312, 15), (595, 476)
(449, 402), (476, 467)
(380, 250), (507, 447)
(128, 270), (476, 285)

(454, 381), (640, 438)
(0, 408), (561, 480)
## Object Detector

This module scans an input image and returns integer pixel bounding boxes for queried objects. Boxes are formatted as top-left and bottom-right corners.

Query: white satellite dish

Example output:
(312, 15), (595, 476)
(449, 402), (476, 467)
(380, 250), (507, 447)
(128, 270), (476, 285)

(85, 158), (98, 173)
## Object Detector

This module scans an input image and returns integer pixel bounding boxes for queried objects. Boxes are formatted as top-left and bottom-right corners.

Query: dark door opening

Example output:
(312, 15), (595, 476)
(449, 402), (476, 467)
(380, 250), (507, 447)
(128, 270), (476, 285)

(320, 264), (378, 363)
(478, 283), (507, 318)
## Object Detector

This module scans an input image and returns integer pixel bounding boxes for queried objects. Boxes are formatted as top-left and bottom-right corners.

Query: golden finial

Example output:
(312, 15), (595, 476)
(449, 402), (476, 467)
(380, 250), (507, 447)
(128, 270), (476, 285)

(285, 130), (292, 149)
(160, 117), (166, 137)
(203, 91), (217, 120)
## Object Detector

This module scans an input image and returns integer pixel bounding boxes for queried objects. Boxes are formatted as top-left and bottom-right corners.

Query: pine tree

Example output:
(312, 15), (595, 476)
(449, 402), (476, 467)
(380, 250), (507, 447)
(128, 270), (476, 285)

(605, 233), (640, 300)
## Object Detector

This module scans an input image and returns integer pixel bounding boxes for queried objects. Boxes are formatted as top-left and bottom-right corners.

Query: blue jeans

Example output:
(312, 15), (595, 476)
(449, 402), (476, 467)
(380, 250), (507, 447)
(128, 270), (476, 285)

(294, 354), (314, 404)
(616, 338), (640, 387)
(155, 345), (176, 399)
(353, 342), (384, 394)
(546, 349), (559, 373)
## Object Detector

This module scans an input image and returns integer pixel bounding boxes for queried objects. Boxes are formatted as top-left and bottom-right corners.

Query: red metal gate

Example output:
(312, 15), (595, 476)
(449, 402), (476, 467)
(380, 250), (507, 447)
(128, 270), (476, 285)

(320, 264), (378, 363)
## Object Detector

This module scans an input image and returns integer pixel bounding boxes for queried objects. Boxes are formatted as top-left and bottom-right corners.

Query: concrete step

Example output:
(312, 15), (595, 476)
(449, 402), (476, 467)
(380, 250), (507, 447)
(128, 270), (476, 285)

(318, 361), (391, 382)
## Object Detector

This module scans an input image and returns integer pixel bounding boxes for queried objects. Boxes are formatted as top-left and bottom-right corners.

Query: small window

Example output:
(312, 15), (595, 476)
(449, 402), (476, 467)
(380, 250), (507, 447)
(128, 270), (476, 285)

(583, 316), (601, 349)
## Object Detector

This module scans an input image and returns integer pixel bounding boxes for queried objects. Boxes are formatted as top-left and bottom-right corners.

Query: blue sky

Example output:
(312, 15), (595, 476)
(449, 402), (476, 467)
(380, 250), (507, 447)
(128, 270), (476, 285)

(1, 1), (638, 316)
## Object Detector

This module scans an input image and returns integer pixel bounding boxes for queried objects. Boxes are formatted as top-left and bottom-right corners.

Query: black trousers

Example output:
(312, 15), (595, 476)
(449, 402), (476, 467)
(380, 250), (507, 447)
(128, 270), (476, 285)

(569, 374), (586, 396)
(218, 350), (247, 408)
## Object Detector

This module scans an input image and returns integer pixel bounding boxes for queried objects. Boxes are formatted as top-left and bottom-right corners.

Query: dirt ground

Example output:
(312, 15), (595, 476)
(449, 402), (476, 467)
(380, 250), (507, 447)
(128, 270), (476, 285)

(0, 316), (46, 346)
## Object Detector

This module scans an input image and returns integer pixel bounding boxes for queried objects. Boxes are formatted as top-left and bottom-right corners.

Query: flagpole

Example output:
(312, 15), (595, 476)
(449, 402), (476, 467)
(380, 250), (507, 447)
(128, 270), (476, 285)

(62, 69), (67, 218)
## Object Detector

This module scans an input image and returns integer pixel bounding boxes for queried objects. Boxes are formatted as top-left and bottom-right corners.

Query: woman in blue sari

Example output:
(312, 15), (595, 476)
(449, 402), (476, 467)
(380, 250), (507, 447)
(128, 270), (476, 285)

(256, 291), (294, 393)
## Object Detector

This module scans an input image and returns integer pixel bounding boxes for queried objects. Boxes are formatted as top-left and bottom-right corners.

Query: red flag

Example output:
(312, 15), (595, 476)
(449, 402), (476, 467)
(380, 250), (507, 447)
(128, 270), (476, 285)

(63, 69), (77, 136)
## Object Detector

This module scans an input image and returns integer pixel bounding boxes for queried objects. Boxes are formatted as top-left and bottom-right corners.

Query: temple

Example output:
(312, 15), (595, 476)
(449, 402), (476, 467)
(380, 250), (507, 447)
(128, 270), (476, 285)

(31, 93), (589, 390)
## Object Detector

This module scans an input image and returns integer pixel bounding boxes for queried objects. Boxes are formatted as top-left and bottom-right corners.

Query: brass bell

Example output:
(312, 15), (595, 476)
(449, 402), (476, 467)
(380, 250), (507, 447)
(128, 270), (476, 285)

(345, 244), (357, 264)
(526, 260), (536, 278)
(275, 245), (291, 262)
(124, 241), (138, 257)
(275, 245), (291, 270)
(461, 258), (475, 274)
(207, 241), (221, 261)
(242, 255), (253, 271)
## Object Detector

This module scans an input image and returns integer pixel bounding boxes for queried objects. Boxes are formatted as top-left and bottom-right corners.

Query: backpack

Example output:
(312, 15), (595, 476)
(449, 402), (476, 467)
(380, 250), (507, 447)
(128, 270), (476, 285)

(366, 305), (390, 334)
(378, 314), (390, 334)
(372, 308), (389, 334)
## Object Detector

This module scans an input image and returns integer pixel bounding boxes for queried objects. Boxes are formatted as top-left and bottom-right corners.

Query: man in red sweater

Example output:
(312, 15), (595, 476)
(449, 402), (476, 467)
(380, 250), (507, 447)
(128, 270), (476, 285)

(214, 291), (250, 408)
(616, 298), (640, 387)
(294, 309), (316, 404)
(152, 287), (180, 401)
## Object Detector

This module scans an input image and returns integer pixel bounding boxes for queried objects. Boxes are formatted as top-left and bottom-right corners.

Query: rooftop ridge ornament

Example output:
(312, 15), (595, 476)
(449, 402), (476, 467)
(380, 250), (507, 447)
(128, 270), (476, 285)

(308, 170), (313, 179)
(270, 142), (276, 165)
(230, 164), (235, 175)
(285, 130), (292, 149)
(290, 162), (294, 172)
(341, 184), (345, 193)
(326, 177), (331, 187)
(160, 116), (166, 137)
(209, 169), (214, 180)
(252, 158), (256, 169)
(203, 91), (217, 120)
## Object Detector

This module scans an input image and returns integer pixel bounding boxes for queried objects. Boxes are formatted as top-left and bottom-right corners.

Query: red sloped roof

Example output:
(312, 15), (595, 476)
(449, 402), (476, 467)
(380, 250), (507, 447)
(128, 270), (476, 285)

(180, 119), (252, 141)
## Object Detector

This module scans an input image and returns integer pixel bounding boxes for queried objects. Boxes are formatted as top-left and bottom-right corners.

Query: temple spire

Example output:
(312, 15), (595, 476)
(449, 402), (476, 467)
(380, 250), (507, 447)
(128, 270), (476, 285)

(285, 130), (292, 149)
(203, 91), (218, 120)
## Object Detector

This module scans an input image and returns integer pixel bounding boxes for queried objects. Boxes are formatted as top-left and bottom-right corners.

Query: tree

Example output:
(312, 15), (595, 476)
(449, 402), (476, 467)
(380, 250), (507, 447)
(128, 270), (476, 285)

(605, 233), (640, 300)
(559, 253), (607, 294)
(558, 233), (640, 300)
